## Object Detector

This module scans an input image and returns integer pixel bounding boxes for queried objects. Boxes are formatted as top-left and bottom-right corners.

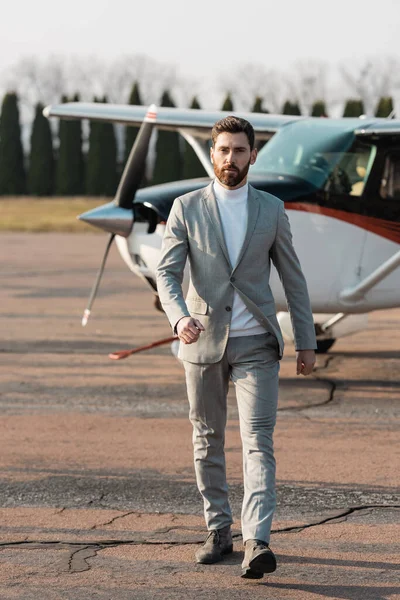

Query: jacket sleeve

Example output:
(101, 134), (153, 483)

(270, 202), (317, 350)
(155, 197), (191, 332)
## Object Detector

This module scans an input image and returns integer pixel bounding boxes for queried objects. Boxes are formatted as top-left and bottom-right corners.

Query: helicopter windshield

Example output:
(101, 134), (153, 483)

(251, 120), (375, 192)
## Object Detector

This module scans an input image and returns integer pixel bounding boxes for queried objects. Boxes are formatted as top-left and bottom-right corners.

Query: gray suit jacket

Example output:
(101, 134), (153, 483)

(156, 182), (317, 363)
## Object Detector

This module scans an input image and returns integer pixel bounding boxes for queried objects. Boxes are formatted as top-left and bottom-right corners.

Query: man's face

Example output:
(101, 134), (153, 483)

(210, 132), (257, 189)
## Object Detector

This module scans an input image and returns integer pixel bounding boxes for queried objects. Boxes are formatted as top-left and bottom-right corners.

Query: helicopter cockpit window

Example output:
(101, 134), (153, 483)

(324, 143), (376, 196)
(251, 121), (375, 192)
(380, 153), (400, 200)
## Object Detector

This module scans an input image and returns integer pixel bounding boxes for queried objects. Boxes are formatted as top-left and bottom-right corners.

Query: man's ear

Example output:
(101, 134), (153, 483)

(250, 148), (258, 165)
(210, 146), (214, 164)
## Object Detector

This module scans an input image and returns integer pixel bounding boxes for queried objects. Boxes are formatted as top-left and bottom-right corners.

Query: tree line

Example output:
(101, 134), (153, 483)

(0, 83), (395, 196)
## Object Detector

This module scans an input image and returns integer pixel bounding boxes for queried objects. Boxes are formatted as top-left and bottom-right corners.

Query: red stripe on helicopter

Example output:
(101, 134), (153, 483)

(286, 202), (400, 244)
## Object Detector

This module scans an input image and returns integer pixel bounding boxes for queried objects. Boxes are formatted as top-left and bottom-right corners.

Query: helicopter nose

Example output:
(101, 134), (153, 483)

(78, 201), (134, 237)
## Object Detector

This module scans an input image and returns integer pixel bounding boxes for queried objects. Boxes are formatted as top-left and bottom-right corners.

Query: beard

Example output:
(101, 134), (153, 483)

(213, 160), (251, 188)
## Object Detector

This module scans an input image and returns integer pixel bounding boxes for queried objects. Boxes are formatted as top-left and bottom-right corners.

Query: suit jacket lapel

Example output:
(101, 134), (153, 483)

(232, 185), (260, 273)
(202, 183), (232, 269)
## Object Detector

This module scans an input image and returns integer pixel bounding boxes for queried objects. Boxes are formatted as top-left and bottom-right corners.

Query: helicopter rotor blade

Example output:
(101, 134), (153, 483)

(77, 104), (158, 238)
(80, 105), (158, 325)
(82, 233), (115, 326)
(115, 103), (157, 209)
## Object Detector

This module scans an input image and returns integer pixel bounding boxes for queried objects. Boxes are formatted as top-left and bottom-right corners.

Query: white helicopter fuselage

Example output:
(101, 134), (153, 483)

(116, 208), (400, 313)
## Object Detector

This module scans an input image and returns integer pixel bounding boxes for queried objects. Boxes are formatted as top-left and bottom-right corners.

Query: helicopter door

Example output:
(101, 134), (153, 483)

(358, 150), (400, 309)
(319, 144), (374, 307)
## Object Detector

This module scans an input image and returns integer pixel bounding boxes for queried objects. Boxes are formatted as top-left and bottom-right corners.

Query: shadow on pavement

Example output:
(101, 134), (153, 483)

(266, 582), (399, 600)
(278, 552), (400, 571)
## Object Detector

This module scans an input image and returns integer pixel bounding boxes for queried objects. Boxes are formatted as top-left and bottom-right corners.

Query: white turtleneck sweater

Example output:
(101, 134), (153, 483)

(213, 179), (266, 338)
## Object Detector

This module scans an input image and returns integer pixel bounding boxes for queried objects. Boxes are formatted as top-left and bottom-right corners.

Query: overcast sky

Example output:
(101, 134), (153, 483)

(2, 0), (400, 112)
(3, 0), (400, 72)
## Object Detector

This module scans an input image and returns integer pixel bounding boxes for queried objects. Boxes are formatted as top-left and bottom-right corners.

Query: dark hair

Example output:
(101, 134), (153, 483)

(211, 116), (255, 150)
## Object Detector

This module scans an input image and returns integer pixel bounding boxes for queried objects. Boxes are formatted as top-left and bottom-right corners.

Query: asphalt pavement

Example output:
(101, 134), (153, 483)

(0, 233), (399, 599)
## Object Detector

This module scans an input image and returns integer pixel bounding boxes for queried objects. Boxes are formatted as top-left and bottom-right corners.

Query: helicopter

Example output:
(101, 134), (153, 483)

(44, 102), (400, 353)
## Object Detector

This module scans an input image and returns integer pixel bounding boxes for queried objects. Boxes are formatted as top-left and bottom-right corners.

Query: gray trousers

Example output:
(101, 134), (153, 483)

(183, 332), (280, 543)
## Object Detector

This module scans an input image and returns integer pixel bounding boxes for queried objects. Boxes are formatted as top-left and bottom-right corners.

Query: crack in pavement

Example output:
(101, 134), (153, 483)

(279, 355), (338, 414)
(90, 510), (138, 530)
(67, 545), (99, 573)
(308, 356), (338, 410)
(67, 545), (88, 572)
(86, 493), (105, 510)
(271, 504), (400, 534)
(315, 355), (336, 372)
(1, 504), (398, 574)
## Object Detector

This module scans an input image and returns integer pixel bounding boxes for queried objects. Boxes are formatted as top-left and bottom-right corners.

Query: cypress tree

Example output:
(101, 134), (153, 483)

(28, 102), (54, 195)
(182, 96), (206, 180)
(85, 97), (100, 195)
(56, 94), (68, 189)
(71, 93), (85, 193)
(252, 96), (268, 113)
(375, 97), (394, 117)
(152, 91), (181, 184)
(100, 96), (118, 195)
(86, 97), (118, 196)
(311, 100), (328, 117)
(251, 97), (268, 151)
(123, 82), (143, 167)
(221, 93), (234, 111)
(56, 94), (84, 195)
(342, 99), (364, 117)
(0, 92), (26, 195)
(282, 101), (301, 115)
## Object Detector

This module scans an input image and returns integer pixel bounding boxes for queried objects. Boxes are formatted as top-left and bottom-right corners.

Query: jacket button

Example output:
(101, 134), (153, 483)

(230, 276), (235, 282)
(225, 306), (232, 312)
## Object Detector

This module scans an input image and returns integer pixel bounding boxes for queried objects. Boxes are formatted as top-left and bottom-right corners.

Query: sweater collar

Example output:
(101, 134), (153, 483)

(213, 178), (248, 202)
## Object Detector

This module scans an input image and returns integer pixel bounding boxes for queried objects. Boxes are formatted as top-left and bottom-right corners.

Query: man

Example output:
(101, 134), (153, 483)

(156, 116), (316, 579)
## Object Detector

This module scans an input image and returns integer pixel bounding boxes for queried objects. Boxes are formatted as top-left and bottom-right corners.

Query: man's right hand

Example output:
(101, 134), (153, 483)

(176, 317), (205, 344)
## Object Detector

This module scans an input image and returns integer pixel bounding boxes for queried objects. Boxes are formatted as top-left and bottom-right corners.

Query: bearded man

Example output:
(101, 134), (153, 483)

(156, 116), (316, 578)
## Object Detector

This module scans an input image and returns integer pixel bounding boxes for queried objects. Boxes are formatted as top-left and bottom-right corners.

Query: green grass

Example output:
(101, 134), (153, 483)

(0, 197), (112, 232)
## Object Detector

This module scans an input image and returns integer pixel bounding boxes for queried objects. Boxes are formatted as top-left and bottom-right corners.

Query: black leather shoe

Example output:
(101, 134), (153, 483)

(241, 539), (277, 579)
(195, 525), (233, 564)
